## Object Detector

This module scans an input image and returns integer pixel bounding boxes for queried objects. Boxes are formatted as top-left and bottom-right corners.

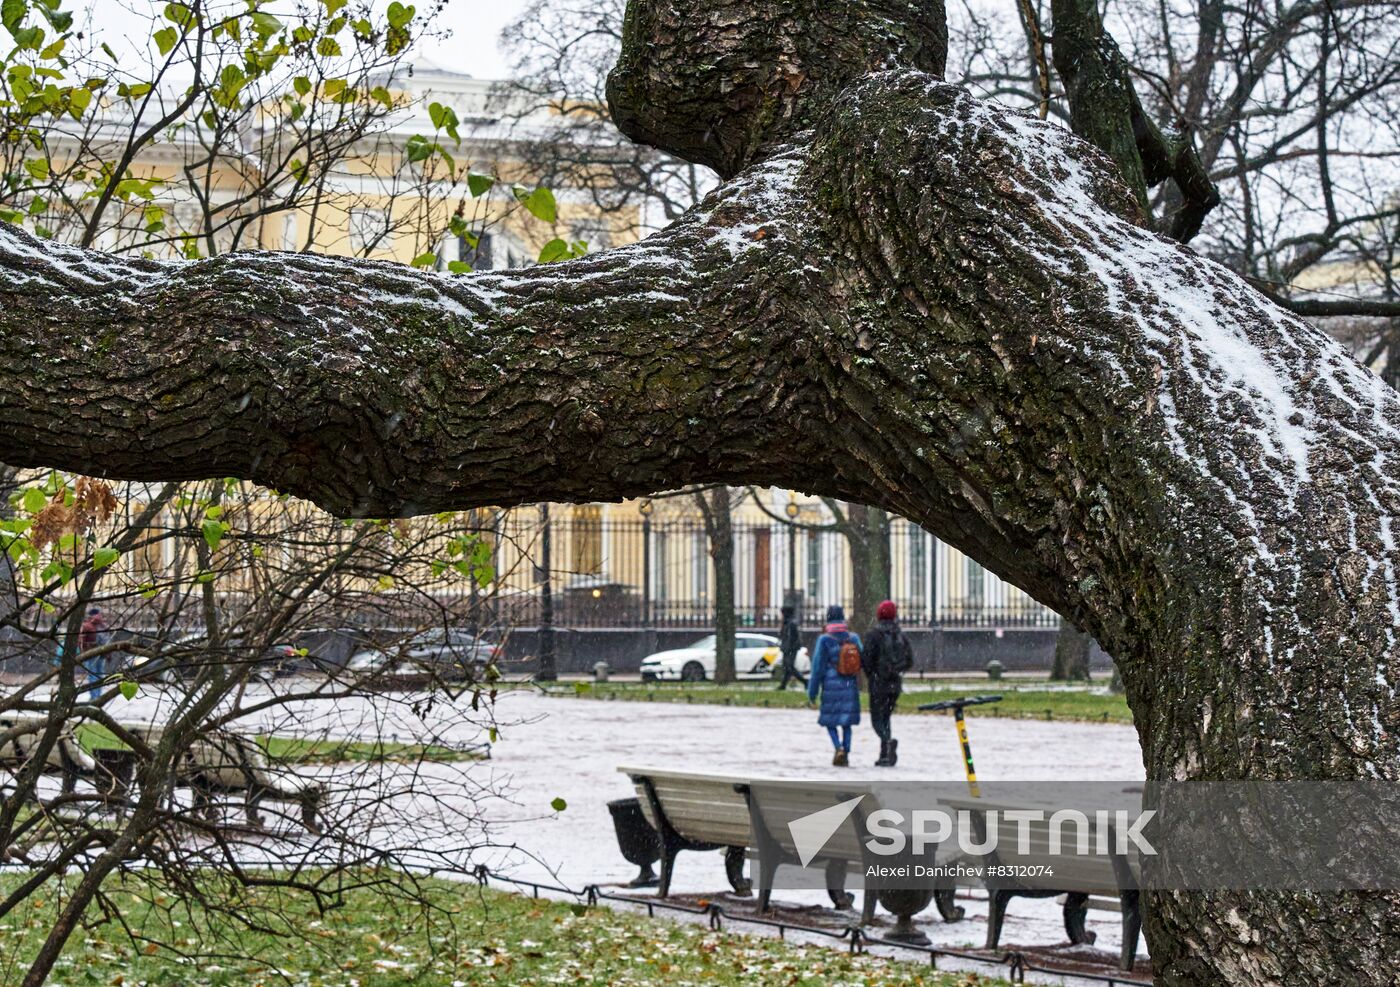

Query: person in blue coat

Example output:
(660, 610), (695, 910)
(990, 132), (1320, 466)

(807, 604), (862, 766)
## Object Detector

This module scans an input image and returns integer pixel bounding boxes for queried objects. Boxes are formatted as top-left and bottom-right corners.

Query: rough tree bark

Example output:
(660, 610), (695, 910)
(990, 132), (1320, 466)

(1, 1), (1398, 981)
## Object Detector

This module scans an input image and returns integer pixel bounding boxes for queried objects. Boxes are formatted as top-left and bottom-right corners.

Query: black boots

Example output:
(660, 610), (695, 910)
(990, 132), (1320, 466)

(875, 738), (899, 767)
(875, 740), (891, 767)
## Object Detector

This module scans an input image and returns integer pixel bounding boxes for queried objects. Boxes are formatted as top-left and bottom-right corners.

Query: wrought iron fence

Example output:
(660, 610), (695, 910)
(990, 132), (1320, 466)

(476, 512), (1058, 630)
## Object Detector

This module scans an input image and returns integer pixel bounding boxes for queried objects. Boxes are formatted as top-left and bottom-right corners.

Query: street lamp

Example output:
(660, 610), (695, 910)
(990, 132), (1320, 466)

(639, 499), (654, 627)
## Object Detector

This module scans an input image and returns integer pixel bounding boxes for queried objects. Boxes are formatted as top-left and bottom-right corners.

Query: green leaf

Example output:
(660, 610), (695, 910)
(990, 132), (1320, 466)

(537, 238), (570, 264)
(410, 251), (436, 268)
(23, 157), (50, 181)
(66, 86), (90, 119)
(467, 173), (494, 198)
(404, 133), (434, 164)
(250, 11), (281, 37)
(446, 260), (472, 275)
(316, 36), (341, 57)
(92, 547), (119, 570)
(1, 0), (24, 36)
(488, 727), (498, 743)
(293, 75), (311, 96)
(22, 487), (46, 513)
(323, 0), (348, 14)
(164, 3), (194, 30)
(119, 680), (138, 700)
(428, 101), (459, 142)
(386, 2), (415, 28)
(153, 26), (178, 56)
(370, 85), (392, 108)
(201, 518), (227, 552)
(516, 186), (557, 224)
(550, 796), (567, 812)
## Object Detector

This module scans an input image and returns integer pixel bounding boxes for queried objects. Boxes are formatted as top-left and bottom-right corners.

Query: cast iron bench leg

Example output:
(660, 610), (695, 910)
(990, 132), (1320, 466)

(934, 887), (965, 922)
(1120, 890), (1142, 970)
(1063, 892), (1097, 944)
(825, 859), (854, 910)
(724, 845), (752, 896)
(300, 791), (323, 835)
(985, 887), (1015, 949)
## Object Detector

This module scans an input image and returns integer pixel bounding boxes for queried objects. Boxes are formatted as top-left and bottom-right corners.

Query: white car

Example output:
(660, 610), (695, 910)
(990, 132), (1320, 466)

(639, 634), (810, 682)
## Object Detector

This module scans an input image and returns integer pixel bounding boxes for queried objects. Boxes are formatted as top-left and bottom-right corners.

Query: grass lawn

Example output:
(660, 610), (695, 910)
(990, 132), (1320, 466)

(552, 680), (1133, 724)
(72, 724), (478, 764)
(0, 872), (1005, 986)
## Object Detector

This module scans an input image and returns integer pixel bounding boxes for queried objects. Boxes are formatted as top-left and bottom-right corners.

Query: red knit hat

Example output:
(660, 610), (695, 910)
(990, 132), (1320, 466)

(876, 600), (897, 620)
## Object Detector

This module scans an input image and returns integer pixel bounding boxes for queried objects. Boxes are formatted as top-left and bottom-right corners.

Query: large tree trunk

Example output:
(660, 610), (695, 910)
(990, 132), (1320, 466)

(830, 501), (891, 629)
(1, 1), (1398, 980)
(1050, 617), (1093, 681)
(697, 488), (737, 683)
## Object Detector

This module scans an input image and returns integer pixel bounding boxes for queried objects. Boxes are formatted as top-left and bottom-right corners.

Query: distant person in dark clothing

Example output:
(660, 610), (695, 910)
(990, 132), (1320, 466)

(863, 600), (914, 766)
(78, 607), (109, 702)
(776, 605), (806, 689)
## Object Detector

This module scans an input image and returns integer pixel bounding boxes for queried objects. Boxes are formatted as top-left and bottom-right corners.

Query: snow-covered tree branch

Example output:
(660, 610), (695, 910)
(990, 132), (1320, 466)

(3, 1), (1400, 980)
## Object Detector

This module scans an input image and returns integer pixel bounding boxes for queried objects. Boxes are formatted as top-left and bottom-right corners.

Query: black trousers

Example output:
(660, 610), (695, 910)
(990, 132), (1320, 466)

(870, 690), (898, 743)
(778, 653), (806, 688)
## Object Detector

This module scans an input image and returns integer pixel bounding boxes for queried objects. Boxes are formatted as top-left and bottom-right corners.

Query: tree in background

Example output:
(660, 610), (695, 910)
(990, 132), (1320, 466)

(0, 1), (568, 982)
(693, 487), (739, 683)
(498, 0), (713, 237)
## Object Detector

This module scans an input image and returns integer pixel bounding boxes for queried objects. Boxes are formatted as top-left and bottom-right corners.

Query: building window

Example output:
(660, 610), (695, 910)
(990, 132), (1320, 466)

(909, 530), (927, 603)
(693, 530), (709, 600)
(572, 505), (603, 575)
(965, 555), (984, 611)
(349, 208), (392, 254)
(655, 530), (669, 602)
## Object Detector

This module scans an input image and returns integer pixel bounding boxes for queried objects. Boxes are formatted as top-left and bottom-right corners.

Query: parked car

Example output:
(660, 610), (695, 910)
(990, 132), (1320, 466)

(639, 634), (809, 682)
(127, 635), (300, 682)
(346, 629), (501, 681)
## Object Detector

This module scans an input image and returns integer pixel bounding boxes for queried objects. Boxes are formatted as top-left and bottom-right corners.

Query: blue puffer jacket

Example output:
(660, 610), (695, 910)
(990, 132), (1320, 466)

(807, 626), (862, 727)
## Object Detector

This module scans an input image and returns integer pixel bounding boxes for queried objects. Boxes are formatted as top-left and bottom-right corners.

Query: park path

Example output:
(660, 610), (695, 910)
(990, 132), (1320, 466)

(107, 685), (1149, 979)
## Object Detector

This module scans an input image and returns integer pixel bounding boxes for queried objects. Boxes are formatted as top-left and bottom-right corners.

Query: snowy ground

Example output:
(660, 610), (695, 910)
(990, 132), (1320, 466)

(37, 683), (1150, 983)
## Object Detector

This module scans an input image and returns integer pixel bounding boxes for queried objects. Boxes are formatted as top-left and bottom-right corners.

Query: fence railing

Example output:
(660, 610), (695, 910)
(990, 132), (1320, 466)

(474, 513), (1058, 630)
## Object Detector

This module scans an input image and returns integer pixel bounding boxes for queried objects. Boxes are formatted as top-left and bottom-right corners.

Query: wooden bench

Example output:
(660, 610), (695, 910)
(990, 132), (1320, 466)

(101, 722), (323, 834)
(621, 766), (964, 933)
(621, 766), (752, 897)
(736, 778), (965, 925)
(942, 794), (1144, 970)
(0, 714), (97, 795)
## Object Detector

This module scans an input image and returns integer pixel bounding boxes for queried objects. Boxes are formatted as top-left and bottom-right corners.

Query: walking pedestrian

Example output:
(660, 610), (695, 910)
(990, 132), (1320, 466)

(807, 604), (862, 766)
(776, 605), (806, 689)
(863, 599), (914, 766)
(78, 607), (109, 702)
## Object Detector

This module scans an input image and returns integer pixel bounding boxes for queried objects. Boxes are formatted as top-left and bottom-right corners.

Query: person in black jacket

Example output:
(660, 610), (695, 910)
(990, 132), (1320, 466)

(776, 605), (806, 689)
(863, 600), (914, 766)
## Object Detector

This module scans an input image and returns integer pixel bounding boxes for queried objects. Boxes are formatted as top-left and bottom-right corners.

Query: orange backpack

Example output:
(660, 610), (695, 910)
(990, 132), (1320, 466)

(836, 637), (862, 677)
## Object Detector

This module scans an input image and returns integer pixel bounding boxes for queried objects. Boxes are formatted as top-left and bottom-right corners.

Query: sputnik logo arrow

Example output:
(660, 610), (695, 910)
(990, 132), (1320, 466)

(788, 795), (865, 868)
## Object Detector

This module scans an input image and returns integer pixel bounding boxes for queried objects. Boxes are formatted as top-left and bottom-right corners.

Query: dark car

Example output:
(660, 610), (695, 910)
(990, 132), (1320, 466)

(346, 629), (501, 681)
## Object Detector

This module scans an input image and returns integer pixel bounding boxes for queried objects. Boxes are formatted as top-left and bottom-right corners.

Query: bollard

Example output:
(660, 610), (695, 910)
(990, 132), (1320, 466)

(593, 661), (609, 682)
(985, 659), (1004, 681)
